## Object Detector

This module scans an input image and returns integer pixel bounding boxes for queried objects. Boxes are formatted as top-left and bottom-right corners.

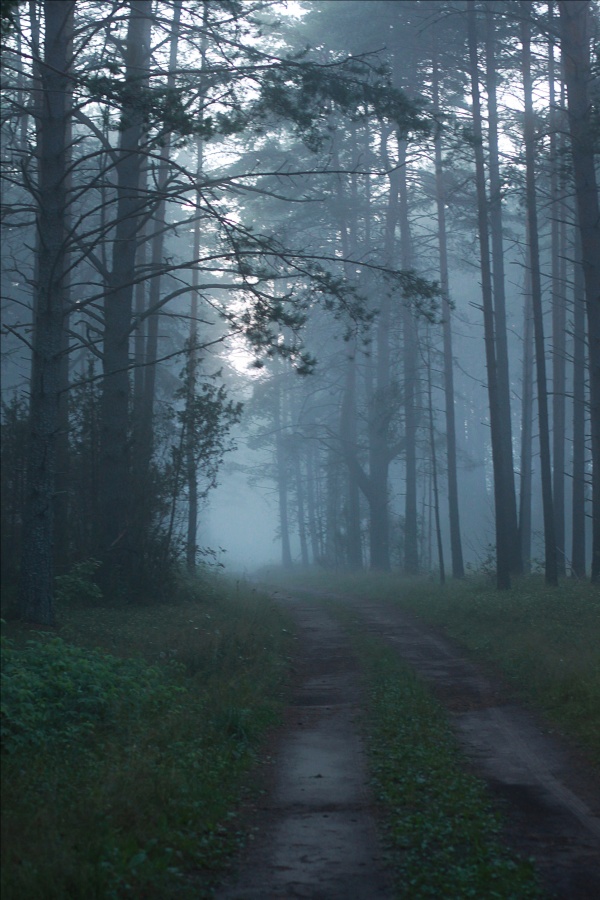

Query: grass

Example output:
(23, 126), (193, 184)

(1, 574), (293, 899)
(350, 630), (542, 898)
(261, 569), (600, 764)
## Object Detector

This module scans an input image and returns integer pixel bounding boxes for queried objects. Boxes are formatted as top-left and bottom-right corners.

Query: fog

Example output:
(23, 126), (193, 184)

(2, 0), (598, 620)
(205, 462), (280, 574)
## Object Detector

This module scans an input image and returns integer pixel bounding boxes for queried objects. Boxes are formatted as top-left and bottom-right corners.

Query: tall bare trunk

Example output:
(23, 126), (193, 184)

(399, 142), (419, 575)
(519, 254), (534, 572)
(53, 10), (74, 576)
(427, 341), (445, 583)
(340, 350), (362, 568)
(467, 0), (511, 589)
(294, 448), (309, 567)
(185, 136), (203, 573)
(275, 376), (292, 569)
(559, 0), (600, 583)
(137, 0), (182, 472)
(366, 131), (399, 571)
(334, 126), (363, 570)
(549, 5), (567, 575)
(432, 53), (464, 578)
(99, 1), (151, 589)
(485, 3), (521, 574)
(571, 233), (587, 577)
(522, 2), (558, 585)
(19, 0), (74, 623)
(305, 441), (321, 563)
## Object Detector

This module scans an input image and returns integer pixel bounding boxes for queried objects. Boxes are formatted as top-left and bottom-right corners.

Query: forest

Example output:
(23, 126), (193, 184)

(1, 0), (599, 613)
(1, 2), (600, 897)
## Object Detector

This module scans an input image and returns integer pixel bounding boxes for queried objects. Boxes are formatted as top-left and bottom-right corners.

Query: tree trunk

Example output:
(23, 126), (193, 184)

(99, 1), (151, 591)
(305, 440), (321, 563)
(549, 6), (567, 575)
(467, 0), (511, 589)
(485, 4), (521, 574)
(275, 378), (292, 569)
(137, 0), (182, 473)
(334, 126), (364, 571)
(294, 448), (309, 567)
(571, 233), (587, 577)
(132, 214), (148, 420)
(559, 0), (600, 583)
(325, 448), (340, 567)
(427, 341), (445, 584)
(432, 53), (464, 578)
(519, 253), (534, 573)
(19, 0), (74, 624)
(399, 142), (419, 576)
(185, 136), (204, 573)
(366, 133), (399, 571)
(522, 2), (558, 585)
(53, 14), (74, 577)
(340, 351), (363, 568)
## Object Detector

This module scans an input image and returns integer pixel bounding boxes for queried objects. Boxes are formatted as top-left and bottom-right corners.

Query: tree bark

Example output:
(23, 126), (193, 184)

(294, 446), (309, 567)
(19, 0), (74, 624)
(519, 253), (534, 573)
(275, 376), (293, 569)
(549, 5), (567, 575)
(427, 341), (445, 583)
(467, 0), (511, 589)
(340, 350), (363, 568)
(571, 232), (587, 577)
(305, 441), (322, 564)
(334, 126), (363, 570)
(485, 3), (522, 574)
(559, 0), (600, 582)
(521, 2), (558, 586)
(365, 131), (399, 571)
(186, 136), (204, 573)
(399, 141), (419, 576)
(432, 52), (464, 578)
(137, 0), (182, 473)
(99, 1), (151, 591)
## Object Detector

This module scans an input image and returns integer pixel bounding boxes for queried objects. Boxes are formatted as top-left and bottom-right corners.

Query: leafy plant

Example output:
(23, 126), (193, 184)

(54, 559), (103, 607)
(1, 578), (293, 899)
(0, 634), (181, 753)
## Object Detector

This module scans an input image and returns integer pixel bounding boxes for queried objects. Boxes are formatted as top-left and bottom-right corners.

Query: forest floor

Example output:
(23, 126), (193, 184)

(216, 585), (600, 900)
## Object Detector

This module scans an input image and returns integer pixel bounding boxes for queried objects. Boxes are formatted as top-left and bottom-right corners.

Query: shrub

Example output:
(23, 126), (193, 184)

(54, 559), (103, 607)
(0, 635), (182, 753)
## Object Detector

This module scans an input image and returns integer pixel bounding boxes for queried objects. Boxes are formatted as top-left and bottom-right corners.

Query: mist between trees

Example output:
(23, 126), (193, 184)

(1, 0), (598, 624)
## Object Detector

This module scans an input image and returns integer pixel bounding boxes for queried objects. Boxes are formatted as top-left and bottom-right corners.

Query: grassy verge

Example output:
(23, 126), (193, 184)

(343, 621), (541, 898)
(261, 569), (600, 764)
(385, 576), (600, 762)
(1, 575), (293, 899)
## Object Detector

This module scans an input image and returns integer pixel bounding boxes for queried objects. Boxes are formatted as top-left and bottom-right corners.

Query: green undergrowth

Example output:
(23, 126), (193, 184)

(262, 569), (600, 764)
(347, 625), (542, 898)
(1, 576), (293, 899)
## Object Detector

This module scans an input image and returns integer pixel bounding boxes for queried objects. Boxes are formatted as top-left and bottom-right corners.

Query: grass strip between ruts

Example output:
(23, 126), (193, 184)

(349, 628), (542, 898)
(263, 570), (600, 765)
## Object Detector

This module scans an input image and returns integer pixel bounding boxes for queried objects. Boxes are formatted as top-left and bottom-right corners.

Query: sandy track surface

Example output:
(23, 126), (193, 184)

(217, 588), (600, 899)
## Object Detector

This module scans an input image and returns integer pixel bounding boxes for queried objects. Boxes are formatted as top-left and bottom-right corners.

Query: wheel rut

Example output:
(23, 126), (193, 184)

(216, 596), (393, 899)
(313, 589), (600, 899)
(217, 587), (600, 899)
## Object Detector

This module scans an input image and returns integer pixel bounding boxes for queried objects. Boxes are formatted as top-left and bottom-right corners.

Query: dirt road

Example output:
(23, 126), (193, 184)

(217, 588), (600, 899)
